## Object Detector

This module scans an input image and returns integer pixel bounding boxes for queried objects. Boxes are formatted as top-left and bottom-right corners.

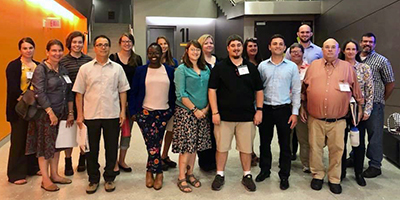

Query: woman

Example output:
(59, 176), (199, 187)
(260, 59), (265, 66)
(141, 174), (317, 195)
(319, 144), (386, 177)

(110, 33), (143, 173)
(198, 34), (218, 68)
(59, 31), (92, 176)
(197, 34), (219, 171)
(289, 43), (311, 173)
(243, 38), (263, 67)
(156, 36), (178, 171)
(340, 39), (374, 186)
(129, 43), (175, 190)
(173, 40), (211, 193)
(26, 39), (74, 192)
(6, 37), (40, 185)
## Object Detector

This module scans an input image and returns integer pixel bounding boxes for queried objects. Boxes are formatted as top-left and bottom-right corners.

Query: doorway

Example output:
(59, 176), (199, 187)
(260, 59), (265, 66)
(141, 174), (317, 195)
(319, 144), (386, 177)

(147, 26), (176, 58)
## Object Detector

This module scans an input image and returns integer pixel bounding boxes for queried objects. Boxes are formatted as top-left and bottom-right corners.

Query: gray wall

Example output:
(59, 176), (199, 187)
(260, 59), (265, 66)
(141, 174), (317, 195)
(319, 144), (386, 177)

(215, 8), (244, 60)
(133, 0), (217, 60)
(315, 0), (400, 119)
(94, 0), (131, 23)
(65, 0), (93, 18)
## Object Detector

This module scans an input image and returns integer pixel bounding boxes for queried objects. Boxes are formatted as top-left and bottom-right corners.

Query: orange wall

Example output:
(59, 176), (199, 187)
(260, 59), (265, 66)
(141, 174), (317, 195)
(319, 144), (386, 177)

(0, 0), (87, 140)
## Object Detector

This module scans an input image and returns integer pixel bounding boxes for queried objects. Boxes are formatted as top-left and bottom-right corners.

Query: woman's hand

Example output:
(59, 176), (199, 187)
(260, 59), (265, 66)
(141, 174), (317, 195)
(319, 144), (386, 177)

(48, 111), (59, 126)
(66, 114), (74, 128)
(194, 110), (206, 120)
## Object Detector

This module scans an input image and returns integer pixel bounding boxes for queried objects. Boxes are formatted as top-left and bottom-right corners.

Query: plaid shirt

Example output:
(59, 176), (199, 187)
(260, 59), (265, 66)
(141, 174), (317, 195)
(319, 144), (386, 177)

(360, 51), (395, 104)
(353, 62), (374, 116)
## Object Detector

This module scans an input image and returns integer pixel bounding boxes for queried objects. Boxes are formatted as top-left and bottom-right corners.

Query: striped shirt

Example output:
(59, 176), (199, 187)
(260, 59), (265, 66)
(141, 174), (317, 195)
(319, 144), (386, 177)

(59, 53), (93, 84)
(360, 51), (395, 104)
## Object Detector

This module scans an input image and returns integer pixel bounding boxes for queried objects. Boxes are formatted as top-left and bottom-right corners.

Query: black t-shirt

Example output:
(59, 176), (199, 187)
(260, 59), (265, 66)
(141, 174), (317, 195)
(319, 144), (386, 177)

(208, 58), (263, 122)
(109, 53), (143, 91)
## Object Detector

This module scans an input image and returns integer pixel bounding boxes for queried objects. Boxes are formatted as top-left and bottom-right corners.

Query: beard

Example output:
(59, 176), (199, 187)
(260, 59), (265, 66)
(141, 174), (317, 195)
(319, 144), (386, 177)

(362, 46), (373, 54)
(300, 38), (310, 43)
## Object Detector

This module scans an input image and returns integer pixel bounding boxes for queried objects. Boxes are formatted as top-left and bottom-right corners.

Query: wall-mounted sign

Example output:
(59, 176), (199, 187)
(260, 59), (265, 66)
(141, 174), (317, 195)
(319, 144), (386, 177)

(43, 17), (61, 28)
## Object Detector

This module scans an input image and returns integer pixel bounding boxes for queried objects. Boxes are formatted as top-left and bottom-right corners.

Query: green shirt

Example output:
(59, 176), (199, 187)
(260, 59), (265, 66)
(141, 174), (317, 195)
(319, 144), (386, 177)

(174, 64), (210, 110)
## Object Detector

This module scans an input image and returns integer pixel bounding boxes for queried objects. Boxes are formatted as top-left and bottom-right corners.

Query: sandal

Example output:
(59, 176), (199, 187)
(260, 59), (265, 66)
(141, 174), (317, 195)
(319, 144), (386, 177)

(13, 179), (27, 185)
(50, 177), (72, 184)
(177, 178), (192, 193)
(41, 182), (60, 192)
(186, 174), (201, 188)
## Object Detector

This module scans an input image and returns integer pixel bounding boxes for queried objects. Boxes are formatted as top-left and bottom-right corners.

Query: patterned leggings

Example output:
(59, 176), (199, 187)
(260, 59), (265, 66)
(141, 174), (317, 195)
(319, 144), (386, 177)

(136, 108), (173, 173)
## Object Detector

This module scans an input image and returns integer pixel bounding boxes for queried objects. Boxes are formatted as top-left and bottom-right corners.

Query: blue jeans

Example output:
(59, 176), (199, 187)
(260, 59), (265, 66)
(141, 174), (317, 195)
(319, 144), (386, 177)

(365, 103), (384, 169)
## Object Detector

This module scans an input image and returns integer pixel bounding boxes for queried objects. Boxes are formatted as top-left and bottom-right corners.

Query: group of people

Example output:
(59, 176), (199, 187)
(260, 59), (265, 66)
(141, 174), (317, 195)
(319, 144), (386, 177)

(5, 23), (395, 195)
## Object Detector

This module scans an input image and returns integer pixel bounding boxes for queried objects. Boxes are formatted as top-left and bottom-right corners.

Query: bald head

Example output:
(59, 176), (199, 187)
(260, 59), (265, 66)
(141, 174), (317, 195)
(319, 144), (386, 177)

(297, 24), (313, 43)
(322, 38), (340, 62)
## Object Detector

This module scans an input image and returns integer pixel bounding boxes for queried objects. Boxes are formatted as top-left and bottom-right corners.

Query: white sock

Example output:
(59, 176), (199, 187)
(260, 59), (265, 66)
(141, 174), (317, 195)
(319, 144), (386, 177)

(217, 171), (224, 177)
(244, 171), (251, 176)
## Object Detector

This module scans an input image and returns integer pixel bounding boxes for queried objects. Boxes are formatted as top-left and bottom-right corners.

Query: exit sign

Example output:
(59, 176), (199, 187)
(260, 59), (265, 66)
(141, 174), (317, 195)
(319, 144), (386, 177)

(43, 18), (61, 28)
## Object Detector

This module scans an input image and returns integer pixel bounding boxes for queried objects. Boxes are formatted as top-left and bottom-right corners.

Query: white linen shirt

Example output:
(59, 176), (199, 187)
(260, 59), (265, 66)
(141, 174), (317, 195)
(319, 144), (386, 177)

(72, 58), (130, 120)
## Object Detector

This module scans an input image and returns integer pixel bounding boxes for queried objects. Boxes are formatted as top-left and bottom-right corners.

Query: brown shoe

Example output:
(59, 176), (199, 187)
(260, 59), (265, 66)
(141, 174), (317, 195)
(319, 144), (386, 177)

(153, 173), (163, 190)
(41, 182), (60, 192)
(146, 171), (154, 188)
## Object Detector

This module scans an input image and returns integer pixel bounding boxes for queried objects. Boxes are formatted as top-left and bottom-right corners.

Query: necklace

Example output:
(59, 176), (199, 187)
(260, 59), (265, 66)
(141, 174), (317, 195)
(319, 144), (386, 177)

(45, 60), (59, 73)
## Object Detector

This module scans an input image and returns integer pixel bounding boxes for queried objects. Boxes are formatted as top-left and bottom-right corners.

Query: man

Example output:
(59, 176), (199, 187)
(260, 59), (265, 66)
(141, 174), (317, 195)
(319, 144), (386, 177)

(59, 31), (92, 176)
(209, 34), (264, 192)
(285, 24), (322, 64)
(73, 35), (130, 194)
(300, 38), (363, 194)
(256, 34), (301, 190)
(358, 33), (395, 178)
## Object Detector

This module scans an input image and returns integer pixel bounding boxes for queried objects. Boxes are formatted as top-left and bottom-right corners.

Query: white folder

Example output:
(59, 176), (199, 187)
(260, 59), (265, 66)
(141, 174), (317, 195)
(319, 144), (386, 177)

(56, 120), (78, 148)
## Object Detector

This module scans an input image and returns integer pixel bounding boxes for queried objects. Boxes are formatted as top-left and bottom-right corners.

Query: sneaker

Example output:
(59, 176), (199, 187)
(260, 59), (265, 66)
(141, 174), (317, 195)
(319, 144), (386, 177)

(86, 182), (99, 194)
(303, 166), (311, 173)
(241, 174), (256, 192)
(211, 175), (225, 191)
(362, 167), (382, 178)
(104, 181), (116, 192)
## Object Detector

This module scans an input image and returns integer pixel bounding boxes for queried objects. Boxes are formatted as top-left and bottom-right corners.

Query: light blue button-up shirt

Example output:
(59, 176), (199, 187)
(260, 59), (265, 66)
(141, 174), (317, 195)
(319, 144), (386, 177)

(258, 58), (301, 115)
(285, 42), (322, 64)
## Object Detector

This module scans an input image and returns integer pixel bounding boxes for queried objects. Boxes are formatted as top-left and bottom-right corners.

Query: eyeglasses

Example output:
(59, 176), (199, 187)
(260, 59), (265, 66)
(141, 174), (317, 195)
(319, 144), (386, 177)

(189, 48), (201, 52)
(246, 37), (257, 42)
(95, 43), (110, 48)
(121, 40), (132, 44)
(290, 50), (302, 54)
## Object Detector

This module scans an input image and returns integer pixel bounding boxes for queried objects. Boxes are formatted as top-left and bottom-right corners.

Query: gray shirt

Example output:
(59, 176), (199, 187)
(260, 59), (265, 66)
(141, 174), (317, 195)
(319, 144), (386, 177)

(32, 62), (73, 116)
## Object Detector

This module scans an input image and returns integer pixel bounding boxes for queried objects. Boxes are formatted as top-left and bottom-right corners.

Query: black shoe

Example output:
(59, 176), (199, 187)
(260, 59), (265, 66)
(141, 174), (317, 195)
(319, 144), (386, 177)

(114, 170), (120, 176)
(255, 171), (270, 182)
(118, 163), (132, 172)
(355, 174), (366, 186)
(242, 174), (256, 192)
(291, 154), (297, 161)
(77, 154), (86, 172)
(280, 178), (289, 190)
(64, 157), (74, 176)
(346, 157), (354, 168)
(362, 167), (381, 178)
(341, 170), (346, 181)
(162, 156), (177, 168)
(211, 175), (225, 191)
(161, 162), (169, 171)
(328, 182), (342, 194)
(310, 178), (323, 190)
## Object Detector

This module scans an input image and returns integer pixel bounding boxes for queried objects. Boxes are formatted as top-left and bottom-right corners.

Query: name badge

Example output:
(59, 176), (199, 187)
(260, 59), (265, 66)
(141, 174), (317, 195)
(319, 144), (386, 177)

(26, 71), (33, 79)
(339, 82), (350, 92)
(63, 75), (72, 84)
(237, 65), (249, 76)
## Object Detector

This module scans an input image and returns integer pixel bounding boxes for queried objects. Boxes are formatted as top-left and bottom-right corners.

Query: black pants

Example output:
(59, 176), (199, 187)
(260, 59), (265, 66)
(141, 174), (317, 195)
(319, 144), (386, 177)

(342, 118), (366, 175)
(197, 114), (216, 170)
(85, 119), (120, 183)
(258, 104), (292, 179)
(7, 118), (39, 183)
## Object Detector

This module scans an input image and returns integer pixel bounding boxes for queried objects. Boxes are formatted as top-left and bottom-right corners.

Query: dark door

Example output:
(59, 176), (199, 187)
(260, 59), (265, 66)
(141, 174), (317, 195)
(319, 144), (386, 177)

(254, 21), (313, 60)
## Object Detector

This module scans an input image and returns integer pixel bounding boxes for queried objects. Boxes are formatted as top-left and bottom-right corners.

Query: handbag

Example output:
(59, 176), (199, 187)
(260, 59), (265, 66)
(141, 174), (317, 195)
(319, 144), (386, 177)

(15, 66), (47, 121)
(121, 117), (131, 137)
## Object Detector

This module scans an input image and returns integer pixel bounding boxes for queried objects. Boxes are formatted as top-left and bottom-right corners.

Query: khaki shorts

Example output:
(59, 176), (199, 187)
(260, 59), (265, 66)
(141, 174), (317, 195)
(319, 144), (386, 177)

(214, 121), (255, 154)
(165, 116), (174, 132)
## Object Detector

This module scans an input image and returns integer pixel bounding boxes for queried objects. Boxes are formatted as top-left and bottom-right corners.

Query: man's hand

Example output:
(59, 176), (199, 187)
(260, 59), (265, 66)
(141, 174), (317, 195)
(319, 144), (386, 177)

(212, 113), (220, 125)
(288, 114), (298, 129)
(76, 114), (84, 129)
(66, 114), (74, 128)
(254, 110), (262, 125)
(300, 106), (308, 123)
(120, 111), (126, 127)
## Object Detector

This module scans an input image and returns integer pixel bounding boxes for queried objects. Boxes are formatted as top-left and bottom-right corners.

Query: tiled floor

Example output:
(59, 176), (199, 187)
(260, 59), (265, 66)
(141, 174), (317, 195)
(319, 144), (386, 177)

(1, 124), (400, 200)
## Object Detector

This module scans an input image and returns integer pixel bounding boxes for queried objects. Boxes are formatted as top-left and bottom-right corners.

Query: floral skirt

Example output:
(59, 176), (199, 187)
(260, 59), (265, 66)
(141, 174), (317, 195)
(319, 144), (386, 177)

(172, 106), (211, 154)
(25, 113), (59, 160)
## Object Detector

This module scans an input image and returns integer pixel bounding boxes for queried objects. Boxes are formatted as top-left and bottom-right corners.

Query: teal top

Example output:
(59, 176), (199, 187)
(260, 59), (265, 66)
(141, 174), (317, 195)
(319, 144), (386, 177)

(174, 63), (210, 110)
